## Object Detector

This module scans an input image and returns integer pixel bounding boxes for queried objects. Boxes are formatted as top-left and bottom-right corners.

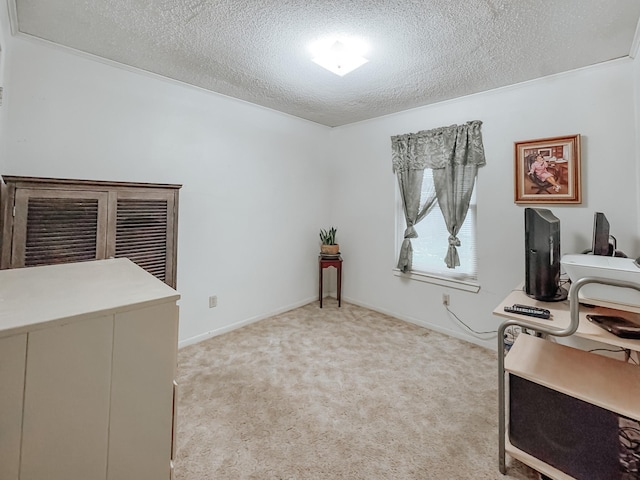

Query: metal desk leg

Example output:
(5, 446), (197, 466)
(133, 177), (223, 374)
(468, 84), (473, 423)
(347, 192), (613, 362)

(318, 261), (323, 308)
(498, 322), (508, 475)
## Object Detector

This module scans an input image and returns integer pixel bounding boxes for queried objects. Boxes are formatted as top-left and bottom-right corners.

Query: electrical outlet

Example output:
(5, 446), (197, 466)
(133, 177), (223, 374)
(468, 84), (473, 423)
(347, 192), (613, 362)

(442, 293), (450, 306)
(209, 295), (218, 308)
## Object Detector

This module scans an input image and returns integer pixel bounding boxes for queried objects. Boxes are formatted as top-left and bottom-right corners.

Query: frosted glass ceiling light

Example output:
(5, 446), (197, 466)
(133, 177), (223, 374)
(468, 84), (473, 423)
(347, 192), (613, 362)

(312, 40), (368, 76)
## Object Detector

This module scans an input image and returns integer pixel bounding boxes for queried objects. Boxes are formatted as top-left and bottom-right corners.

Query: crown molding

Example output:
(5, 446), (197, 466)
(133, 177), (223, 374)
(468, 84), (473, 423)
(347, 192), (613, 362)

(630, 17), (640, 59)
(6, 0), (18, 35)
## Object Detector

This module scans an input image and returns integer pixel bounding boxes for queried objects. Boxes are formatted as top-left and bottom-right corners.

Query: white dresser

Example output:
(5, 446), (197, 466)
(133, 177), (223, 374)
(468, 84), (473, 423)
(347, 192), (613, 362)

(0, 258), (180, 480)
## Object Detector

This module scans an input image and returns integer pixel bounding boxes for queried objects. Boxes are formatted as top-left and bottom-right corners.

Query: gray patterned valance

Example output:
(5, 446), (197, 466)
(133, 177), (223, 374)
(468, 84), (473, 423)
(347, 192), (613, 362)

(391, 120), (486, 172)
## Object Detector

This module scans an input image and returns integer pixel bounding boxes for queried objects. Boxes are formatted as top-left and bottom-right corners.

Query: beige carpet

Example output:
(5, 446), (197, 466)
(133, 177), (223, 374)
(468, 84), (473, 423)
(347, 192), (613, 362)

(175, 300), (538, 479)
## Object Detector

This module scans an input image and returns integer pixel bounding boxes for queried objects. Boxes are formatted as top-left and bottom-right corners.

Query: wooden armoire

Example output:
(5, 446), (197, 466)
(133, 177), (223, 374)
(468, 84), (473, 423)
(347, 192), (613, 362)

(0, 175), (181, 287)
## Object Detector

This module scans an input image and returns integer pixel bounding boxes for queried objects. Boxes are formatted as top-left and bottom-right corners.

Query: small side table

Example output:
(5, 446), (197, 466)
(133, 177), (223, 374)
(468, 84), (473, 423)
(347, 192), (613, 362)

(318, 256), (342, 308)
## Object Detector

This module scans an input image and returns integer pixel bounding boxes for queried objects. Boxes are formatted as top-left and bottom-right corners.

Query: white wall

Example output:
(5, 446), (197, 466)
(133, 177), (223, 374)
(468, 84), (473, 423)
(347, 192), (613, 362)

(0, 2), (9, 171)
(327, 59), (639, 348)
(634, 46), (640, 239)
(0, 26), (332, 345)
(2, 0), (639, 351)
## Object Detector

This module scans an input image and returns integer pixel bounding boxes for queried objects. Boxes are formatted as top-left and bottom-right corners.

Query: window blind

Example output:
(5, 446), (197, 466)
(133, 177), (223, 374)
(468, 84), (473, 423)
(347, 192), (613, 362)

(410, 169), (477, 280)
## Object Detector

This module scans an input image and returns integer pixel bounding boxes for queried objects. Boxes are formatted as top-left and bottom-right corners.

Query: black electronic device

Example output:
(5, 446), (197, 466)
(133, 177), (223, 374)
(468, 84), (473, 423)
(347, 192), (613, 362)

(591, 211), (627, 258)
(504, 304), (551, 319)
(591, 212), (613, 256)
(524, 208), (567, 302)
(509, 375), (625, 479)
(586, 314), (640, 339)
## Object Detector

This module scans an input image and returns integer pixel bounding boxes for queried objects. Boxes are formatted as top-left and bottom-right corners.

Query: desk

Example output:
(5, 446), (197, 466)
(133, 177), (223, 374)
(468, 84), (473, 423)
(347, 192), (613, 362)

(318, 256), (342, 308)
(494, 286), (640, 355)
(549, 159), (568, 185)
(494, 280), (640, 479)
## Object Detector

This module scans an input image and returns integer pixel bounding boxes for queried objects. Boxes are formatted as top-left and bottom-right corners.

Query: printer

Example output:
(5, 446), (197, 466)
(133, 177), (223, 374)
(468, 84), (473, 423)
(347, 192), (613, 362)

(561, 254), (640, 312)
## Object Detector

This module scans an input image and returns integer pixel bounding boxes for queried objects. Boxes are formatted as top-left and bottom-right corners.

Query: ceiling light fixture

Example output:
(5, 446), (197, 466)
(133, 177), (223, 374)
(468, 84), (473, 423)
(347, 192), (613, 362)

(311, 40), (369, 76)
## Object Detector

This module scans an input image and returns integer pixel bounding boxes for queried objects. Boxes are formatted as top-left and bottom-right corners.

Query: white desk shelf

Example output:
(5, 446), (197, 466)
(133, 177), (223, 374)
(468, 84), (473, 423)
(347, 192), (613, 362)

(506, 334), (640, 421)
(494, 286), (640, 353)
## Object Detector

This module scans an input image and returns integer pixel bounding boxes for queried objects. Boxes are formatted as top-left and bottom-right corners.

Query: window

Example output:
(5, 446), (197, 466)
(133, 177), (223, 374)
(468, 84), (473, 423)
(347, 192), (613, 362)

(396, 169), (478, 285)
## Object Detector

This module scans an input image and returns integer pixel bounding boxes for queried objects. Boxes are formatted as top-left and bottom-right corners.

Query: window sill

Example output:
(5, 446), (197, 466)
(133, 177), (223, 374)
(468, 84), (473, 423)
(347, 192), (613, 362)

(393, 269), (480, 293)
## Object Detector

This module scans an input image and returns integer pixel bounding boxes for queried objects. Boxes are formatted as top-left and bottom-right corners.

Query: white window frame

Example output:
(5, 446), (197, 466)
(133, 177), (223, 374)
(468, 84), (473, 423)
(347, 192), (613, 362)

(394, 170), (480, 293)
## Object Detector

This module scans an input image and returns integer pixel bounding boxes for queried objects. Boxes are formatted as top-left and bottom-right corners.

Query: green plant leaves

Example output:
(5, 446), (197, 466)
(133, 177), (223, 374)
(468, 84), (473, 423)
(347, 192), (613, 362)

(319, 227), (337, 245)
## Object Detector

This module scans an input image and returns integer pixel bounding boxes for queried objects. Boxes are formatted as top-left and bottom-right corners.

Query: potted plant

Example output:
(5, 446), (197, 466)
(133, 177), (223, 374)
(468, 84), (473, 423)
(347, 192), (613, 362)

(319, 227), (340, 255)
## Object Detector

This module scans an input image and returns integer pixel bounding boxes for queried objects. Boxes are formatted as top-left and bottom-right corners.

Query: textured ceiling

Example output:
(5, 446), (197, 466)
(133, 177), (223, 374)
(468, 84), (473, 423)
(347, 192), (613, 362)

(11, 0), (640, 127)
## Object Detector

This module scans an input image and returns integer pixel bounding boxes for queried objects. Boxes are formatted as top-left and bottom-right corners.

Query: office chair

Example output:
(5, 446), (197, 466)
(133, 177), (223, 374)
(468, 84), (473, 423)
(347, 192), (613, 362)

(526, 155), (555, 194)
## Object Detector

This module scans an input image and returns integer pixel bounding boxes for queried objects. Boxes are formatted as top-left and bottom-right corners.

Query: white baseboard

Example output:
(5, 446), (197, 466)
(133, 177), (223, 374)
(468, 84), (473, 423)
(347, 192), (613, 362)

(179, 294), (495, 351)
(178, 295), (318, 348)
(341, 296), (495, 351)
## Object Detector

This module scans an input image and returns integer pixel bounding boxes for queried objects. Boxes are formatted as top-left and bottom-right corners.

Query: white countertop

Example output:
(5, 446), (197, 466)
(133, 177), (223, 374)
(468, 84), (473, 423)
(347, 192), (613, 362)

(0, 258), (180, 338)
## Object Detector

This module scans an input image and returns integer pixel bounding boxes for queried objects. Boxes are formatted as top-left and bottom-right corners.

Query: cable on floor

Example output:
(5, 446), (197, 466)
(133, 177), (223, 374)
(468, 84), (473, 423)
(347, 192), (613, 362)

(445, 304), (498, 337)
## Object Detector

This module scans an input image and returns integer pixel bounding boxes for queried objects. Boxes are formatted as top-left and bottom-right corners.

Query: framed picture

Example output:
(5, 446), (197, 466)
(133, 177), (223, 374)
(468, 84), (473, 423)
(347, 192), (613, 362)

(514, 134), (582, 204)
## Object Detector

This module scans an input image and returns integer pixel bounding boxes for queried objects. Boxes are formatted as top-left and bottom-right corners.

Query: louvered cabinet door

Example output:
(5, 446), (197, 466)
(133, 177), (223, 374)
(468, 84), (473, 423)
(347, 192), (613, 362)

(108, 190), (177, 288)
(10, 189), (109, 268)
(1, 176), (180, 287)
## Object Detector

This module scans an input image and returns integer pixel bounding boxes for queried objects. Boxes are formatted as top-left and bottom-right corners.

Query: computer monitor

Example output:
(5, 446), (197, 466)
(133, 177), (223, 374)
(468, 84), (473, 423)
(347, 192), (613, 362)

(524, 207), (568, 302)
(592, 212), (613, 256)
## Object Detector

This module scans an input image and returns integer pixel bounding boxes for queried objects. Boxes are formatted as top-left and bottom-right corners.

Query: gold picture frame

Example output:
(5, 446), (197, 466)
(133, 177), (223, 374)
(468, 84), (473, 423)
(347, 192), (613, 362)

(514, 134), (582, 204)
